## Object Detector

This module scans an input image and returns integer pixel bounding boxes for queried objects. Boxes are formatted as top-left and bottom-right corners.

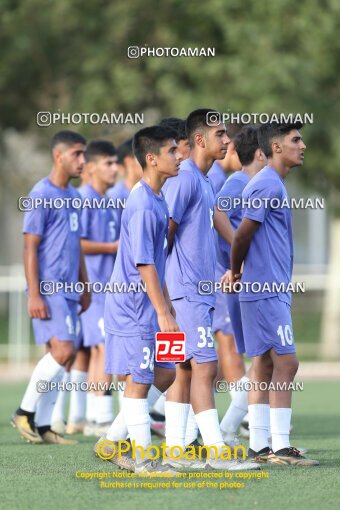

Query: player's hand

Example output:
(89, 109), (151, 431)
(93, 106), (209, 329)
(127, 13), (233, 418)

(28, 294), (50, 319)
(158, 310), (180, 332)
(220, 270), (242, 293)
(79, 289), (91, 314)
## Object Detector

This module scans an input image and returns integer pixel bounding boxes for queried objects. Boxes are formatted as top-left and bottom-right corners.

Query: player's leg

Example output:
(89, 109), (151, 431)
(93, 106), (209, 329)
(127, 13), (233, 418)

(12, 296), (77, 444)
(84, 346), (97, 435)
(50, 358), (71, 435)
(66, 345), (90, 434)
(93, 342), (114, 435)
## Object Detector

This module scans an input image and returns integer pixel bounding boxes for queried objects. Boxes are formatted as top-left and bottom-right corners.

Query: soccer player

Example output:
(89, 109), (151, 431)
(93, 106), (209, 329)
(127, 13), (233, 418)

(79, 140), (119, 437)
(151, 117), (190, 429)
(217, 126), (267, 444)
(208, 123), (243, 194)
(229, 122), (318, 466)
(159, 117), (190, 160)
(98, 126), (182, 474)
(12, 130), (91, 444)
(163, 109), (258, 471)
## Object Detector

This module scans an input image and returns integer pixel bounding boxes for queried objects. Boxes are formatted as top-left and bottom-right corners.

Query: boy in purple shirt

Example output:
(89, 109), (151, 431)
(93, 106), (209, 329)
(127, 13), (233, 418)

(12, 130), (91, 445)
(217, 126), (266, 443)
(79, 140), (119, 434)
(163, 109), (258, 471)
(98, 126), (182, 474)
(230, 122), (318, 466)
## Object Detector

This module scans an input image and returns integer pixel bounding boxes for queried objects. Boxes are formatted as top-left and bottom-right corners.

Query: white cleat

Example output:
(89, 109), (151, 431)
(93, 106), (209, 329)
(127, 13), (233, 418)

(205, 459), (261, 471)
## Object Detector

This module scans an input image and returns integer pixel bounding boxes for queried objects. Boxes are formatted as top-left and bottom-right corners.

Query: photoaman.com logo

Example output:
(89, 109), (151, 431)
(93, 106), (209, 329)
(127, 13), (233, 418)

(155, 332), (186, 362)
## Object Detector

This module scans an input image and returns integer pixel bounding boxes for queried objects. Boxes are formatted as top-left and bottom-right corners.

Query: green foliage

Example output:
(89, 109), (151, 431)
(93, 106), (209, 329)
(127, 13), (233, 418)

(0, 0), (339, 188)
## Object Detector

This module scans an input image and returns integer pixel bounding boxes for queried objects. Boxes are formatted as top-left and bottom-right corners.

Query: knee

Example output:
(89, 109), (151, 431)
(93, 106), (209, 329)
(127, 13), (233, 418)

(52, 342), (76, 366)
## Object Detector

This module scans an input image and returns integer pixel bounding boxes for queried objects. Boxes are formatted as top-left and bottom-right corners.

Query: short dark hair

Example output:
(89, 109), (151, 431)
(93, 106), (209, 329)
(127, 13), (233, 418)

(84, 140), (116, 162)
(186, 108), (219, 147)
(50, 130), (86, 152)
(159, 117), (187, 142)
(133, 126), (176, 169)
(258, 122), (303, 158)
(116, 138), (134, 164)
(226, 123), (244, 141)
(234, 126), (260, 166)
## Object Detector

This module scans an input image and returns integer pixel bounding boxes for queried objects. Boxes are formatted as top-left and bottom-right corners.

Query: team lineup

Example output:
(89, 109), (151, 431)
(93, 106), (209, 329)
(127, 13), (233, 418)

(11, 109), (319, 474)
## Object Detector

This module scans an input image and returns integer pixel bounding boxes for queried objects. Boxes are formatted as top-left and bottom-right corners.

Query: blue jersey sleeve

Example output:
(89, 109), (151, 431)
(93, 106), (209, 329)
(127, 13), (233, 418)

(22, 191), (47, 236)
(128, 209), (157, 266)
(163, 171), (193, 225)
(243, 181), (282, 224)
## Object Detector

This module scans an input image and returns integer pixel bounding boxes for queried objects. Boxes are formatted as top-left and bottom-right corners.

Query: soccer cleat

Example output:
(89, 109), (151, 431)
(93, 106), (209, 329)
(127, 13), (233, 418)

(94, 435), (135, 472)
(11, 412), (43, 444)
(51, 420), (66, 436)
(41, 430), (78, 445)
(247, 447), (273, 463)
(65, 421), (85, 435)
(135, 459), (177, 476)
(205, 458), (261, 471)
(268, 447), (319, 466)
(268, 437), (307, 455)
(185, 439), (207, 459)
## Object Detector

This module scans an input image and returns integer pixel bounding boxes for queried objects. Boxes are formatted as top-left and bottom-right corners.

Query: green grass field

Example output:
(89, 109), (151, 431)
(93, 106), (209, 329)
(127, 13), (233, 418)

(0, 381), (339, 510)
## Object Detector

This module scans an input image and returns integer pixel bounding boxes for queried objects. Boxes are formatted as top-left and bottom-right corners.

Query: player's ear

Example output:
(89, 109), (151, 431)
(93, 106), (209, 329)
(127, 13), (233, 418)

(272, 141), (282, 153)
(145, 153), (156, 167)
(194, 132), (205, 148)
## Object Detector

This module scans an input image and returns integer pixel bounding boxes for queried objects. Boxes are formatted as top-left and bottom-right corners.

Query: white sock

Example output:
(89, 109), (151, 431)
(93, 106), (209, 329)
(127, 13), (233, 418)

(249, 404), (270, 452)
(195, 409), (225, 458)
(153, 393), (166, 415)
(96, 395), (114, 424)
(106, 384), (161, 441)
(220, 376), (249, 441)
(122, 398), (151, 464)
(51, 370), (70, 424)
(68, 369), (87, 423)
(148, 385), (162, 408)
(20, 353), (64, 413)
(86, 392), (97, 423)
(270, 408), (292, 453)
(165, 401), (190, 457)
(35, 368), (64, 427)
(185, 405), (199, 446)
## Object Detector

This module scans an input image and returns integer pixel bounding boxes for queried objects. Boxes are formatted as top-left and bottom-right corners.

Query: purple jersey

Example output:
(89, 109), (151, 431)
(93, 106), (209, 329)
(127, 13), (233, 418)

(23, 177), (81, 301)
(215, 170), (250, 272)
(163, 159), (216, 306)
(240, 165), (294, 304)
(79, 184), (117, 285)
(104, 180), (169, 337)
(107, 180), (129, 238)
(208, 161), (226, 195)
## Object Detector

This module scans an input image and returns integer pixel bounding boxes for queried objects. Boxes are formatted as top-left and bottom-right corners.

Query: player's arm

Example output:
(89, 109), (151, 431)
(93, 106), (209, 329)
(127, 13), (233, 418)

(167, 219), (178, 252)
(78, 248), (91, 313)
(81, 239), (119, 254)
(23, 234), (49, 319)
(163, 281), (176, 318)
(230, 218), (260, 281)
(138, 264), (179, 332)
(213, 207), (234, 245)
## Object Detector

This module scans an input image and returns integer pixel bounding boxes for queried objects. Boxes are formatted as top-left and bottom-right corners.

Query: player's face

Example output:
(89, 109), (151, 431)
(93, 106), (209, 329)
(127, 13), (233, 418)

(221, 142), (242, 172)
(93, 155), (118, 187)
(59, 143), (86, 177)
(206, 123), (230, 160)
(280, 130), (306, 167)
(177, 138), (190, 159)
(155, 139), (182, 177)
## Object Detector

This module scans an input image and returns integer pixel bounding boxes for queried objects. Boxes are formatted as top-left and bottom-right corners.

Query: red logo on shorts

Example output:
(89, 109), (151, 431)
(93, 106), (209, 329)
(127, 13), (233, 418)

(155, 332), (186, 362)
